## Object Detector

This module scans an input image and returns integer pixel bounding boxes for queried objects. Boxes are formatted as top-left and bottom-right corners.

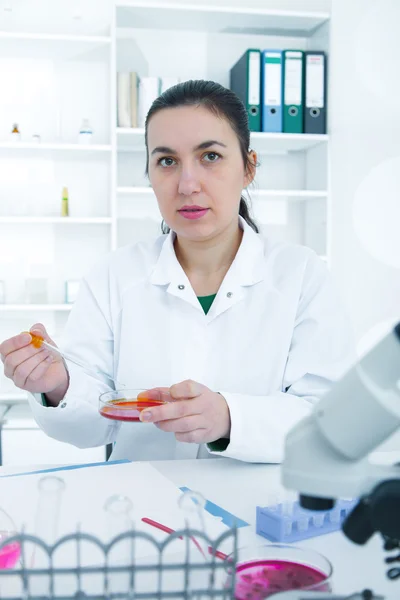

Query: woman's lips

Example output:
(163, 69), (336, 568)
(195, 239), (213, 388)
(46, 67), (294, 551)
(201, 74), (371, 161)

(178, 207), (209, 220)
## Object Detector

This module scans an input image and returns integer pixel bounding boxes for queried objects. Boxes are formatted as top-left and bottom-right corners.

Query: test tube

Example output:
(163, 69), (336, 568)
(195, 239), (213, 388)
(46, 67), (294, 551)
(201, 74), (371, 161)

(178, 490), (212, 596)
(35, 476), (65, 546)
(31, 476), (65, 575)
(266, 492), (280, 512)
(282, 492), (295, 517)
(178, 490), (208, 560)
(329, 508), (341, 524)
(298, 515), (309, 532)
(312, 513), (325, 528)
(283, 518), (293, 537)
(103, 495), (134, 596)
(104, 495), (133, 541)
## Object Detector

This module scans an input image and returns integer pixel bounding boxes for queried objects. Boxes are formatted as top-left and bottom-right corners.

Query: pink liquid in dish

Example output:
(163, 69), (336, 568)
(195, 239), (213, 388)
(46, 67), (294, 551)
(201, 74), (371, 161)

(0, 533), (20, 569)
(234, 559), (330, 599)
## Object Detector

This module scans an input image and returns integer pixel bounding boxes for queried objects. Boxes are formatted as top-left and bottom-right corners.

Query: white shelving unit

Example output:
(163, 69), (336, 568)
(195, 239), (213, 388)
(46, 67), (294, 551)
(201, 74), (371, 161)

(114, 0), (330, 253)
(0, 217), (112, 224)
(0, 142), (112, 152)
(0, 304), (73, 312)
(0, 0), (332, 319)
(0, 0), (331, 464)
(116, 127), (328, 153)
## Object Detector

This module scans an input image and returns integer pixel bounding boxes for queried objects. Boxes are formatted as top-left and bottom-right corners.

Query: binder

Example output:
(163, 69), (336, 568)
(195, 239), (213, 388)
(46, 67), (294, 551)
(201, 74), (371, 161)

(160, 77), (180, 94)
(117, 72), (131, 128)
(261, 50), (283, 133)
(130, 72), (139, 128)
(138, 77), (160, 128)
(230, 49), (261, 132)
(304, 51), (327, 134)
(283, 50), (304, 134)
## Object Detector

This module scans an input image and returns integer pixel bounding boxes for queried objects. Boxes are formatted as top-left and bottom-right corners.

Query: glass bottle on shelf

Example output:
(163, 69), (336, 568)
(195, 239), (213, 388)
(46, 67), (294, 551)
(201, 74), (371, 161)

(10, 123), (21, 142)
(61, 186), (69, 217)
(78, 118), (93, 144)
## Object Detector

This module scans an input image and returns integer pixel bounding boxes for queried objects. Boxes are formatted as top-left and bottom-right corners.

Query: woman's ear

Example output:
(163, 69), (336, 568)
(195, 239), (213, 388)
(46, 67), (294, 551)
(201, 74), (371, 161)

(244, 149), (258, 188)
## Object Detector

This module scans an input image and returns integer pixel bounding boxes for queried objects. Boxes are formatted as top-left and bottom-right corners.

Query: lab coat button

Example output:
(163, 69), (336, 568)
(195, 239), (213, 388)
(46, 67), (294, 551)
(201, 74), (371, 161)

(178, 285), (185, 290)
(60, 402), (67, 408)
(227, 292), (233, 298)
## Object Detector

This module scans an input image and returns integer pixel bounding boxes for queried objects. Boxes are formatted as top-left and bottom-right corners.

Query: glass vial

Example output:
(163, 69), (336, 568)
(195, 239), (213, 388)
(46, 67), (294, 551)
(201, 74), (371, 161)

(78, 118), (93, 144)
(10, 123), (21, 142)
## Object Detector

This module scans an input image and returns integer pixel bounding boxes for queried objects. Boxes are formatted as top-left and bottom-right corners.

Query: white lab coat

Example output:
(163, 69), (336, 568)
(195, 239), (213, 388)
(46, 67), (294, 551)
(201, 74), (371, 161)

(29, 218), (354, 463)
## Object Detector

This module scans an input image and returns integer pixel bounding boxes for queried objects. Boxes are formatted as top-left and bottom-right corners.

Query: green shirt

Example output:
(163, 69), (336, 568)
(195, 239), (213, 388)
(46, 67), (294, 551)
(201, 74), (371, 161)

(197, 293), (216, 315)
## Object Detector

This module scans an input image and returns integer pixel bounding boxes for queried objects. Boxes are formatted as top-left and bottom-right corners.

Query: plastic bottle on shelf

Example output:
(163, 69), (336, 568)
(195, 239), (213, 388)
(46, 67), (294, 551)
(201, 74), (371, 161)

(10, 123), (21, 142)
(61, 186), (69, 217)
(78, 118), (93, 144)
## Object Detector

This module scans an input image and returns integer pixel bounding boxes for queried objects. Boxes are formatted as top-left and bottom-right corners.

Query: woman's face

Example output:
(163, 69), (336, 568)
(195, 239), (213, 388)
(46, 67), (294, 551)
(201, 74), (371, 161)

(147, 105), (255, 241)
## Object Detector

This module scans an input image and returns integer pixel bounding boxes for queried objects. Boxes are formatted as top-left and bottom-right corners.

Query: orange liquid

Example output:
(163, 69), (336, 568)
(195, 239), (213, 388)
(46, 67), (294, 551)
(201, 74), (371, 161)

(22, 331), (43, 348)
(99, 399), (164, 422)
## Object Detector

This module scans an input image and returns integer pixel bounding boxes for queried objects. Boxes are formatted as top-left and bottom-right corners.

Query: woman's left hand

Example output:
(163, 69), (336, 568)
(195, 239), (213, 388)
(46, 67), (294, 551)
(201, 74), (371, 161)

(139, 380), (231, 444)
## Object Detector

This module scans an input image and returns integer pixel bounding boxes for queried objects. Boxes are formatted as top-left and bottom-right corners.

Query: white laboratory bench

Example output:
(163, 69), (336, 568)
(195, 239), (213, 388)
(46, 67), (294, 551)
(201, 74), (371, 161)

(1, 456), (399, 599)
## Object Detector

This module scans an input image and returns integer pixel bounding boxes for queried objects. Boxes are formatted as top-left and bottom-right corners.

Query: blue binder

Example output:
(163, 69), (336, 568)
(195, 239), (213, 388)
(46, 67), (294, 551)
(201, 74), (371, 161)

(261, 50), (283, 133)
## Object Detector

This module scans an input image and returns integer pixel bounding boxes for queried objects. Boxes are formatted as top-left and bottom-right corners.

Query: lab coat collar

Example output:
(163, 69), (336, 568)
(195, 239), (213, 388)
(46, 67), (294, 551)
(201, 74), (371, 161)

(150, 217), (265, 288)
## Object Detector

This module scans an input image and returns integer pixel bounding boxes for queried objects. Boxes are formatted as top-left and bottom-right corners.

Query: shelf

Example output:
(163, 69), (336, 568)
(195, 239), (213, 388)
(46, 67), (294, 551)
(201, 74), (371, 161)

(117, 128), (145, 152)
(0, 392), (28, 404)
(118, 186), (154, 194)
(0, 217), (112, 224)
(0, 304), (73, 312)
(0, 31), (111, 61)
(252, 189), (328, 199)
(116, 2), (330, 37)
(0, 142), (112, 154)
(250, 133), (328, 154)
(117, 187), (327, 200)
(116, 128), (328, 154)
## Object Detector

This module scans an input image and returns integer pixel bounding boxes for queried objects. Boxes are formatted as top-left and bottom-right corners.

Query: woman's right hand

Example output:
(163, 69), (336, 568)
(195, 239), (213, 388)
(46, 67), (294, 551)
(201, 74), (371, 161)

(0, 323), (69, 397)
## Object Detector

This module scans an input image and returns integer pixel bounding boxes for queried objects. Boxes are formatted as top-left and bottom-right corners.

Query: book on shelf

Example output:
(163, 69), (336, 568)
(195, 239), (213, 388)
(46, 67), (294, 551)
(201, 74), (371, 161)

(117, 73), (181, 129)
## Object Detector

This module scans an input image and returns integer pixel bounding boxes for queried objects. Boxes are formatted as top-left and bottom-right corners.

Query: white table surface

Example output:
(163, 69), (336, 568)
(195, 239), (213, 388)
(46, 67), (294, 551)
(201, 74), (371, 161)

(1, 455), (399, 599)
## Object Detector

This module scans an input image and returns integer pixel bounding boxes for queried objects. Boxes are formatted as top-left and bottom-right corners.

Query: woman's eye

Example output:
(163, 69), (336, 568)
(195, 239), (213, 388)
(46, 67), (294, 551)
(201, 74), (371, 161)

(159, 157), (176, 167)
(203, 152), (220, 163)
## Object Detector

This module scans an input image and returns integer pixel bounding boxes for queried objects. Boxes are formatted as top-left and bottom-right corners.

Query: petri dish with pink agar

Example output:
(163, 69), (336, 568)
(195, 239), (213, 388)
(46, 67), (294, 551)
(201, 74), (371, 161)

(225, 544), (332, 599)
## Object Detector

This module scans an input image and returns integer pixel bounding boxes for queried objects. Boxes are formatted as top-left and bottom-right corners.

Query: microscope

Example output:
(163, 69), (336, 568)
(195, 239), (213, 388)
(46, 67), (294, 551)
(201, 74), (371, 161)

(278, 322), (400, 600)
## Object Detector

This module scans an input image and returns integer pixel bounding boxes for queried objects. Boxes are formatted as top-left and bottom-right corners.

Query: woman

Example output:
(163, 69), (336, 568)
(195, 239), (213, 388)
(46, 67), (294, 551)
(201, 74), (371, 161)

(0, 80), (354, 463)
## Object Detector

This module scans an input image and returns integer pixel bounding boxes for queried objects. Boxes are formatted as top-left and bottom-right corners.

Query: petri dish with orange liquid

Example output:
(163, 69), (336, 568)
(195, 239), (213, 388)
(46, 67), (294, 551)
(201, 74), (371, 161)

(99, 389), (166, 423)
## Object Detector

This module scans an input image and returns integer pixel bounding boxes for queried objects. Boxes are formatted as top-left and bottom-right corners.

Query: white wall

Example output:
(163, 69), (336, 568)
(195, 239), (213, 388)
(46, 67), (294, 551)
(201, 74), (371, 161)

(329, 0), (400, 450)
(330, 0), (400, 347)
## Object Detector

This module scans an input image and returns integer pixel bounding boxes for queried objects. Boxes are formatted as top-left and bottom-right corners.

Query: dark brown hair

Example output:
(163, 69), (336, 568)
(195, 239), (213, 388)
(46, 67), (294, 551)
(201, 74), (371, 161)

(144, 79), (259, 234)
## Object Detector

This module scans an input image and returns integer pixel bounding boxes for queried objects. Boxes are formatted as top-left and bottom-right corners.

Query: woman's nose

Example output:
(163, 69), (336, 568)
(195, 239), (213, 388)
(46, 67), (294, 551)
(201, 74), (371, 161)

(177, 165), (201, 196)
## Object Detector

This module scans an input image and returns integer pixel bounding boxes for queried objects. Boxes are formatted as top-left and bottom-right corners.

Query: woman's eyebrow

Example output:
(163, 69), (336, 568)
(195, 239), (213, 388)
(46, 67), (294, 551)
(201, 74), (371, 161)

(151, 140), (227, 156)
(193, 140), (227, 151)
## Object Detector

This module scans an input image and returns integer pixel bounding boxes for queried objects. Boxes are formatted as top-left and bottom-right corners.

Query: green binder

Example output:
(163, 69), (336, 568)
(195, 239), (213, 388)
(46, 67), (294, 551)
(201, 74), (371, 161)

(283, 50), (304, 134)
(230, 49), (261, 132)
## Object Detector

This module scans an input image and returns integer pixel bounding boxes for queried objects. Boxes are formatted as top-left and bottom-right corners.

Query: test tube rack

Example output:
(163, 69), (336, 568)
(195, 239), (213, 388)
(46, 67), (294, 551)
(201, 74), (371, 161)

(256, 498), (358, 543)
(0, 527), (237, 599)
